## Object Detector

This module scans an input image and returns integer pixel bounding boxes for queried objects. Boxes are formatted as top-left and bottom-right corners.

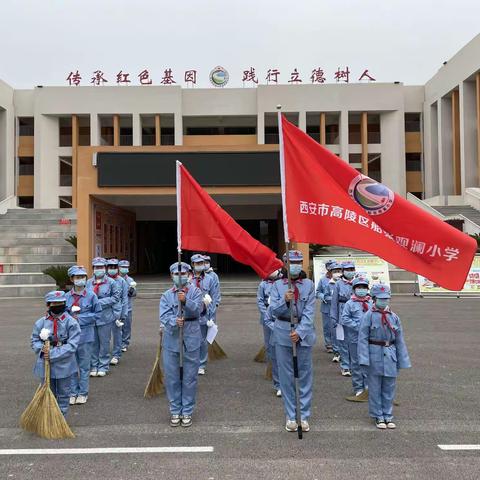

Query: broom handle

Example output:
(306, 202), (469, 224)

(177, 251), (184, 382)
(156, 331), (163, 361)
(44, 340), (51, 388)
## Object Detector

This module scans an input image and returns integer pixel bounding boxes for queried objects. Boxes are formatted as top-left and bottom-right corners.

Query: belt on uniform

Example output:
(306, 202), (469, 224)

(369, 339), (395, 347)
(50, 341), (64, 347)
(339, 298), (347, 303)
(184, 317), (198, 322)
(277, 317), (301, 323)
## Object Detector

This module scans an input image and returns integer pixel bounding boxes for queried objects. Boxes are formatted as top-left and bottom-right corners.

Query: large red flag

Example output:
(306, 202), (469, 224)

(176, 161), (283, 278)
(279, 114), (477, 291)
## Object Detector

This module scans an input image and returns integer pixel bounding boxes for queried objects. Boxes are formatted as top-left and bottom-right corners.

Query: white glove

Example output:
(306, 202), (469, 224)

(115, 319), (124, 327)
(267, 296), (271, 305)
(71, 306), (81, 314)
(206, 319), (215, 328)
(203, 294), (212, 307)
(130, 281), (137, 288)
(39, 328), (51, 341)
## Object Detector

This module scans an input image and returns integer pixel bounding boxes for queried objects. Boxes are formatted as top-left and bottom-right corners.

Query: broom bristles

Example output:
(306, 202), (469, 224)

(265, 362), (273, 380)
(20, 352), (75, 440)
(144, 339), (164, 398)
(208, 340), (227, 361)
(254, 345), (267, 363)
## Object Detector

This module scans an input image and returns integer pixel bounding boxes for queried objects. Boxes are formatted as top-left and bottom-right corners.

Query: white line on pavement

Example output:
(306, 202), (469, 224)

(438, 445), (480, 451)
(0, 447), (214, 455)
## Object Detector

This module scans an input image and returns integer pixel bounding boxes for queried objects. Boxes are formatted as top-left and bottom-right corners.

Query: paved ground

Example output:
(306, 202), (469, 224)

(1, 295), (479, 479)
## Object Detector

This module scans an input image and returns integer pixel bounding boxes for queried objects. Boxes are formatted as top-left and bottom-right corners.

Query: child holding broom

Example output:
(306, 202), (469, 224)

(30, 291), (81, 416)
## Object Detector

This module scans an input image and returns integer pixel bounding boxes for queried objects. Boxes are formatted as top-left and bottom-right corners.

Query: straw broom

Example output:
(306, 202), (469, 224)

(264, 361), (273, 380)
(254, 345), (267, 362)
(208, 339), (227, 361)
(144, 332), (164, 398)
(20, 341), (75, 439)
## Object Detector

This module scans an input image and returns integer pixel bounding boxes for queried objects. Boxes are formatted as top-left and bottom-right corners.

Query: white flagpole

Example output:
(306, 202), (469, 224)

(277, 107), (289, 244)
(176, 160), (182, 255)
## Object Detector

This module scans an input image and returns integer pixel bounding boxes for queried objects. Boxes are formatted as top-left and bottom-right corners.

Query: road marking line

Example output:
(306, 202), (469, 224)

(438, 445), (480, 451)
(0, 447), (214, 455)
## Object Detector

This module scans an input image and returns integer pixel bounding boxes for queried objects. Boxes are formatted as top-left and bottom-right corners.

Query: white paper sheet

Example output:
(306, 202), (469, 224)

(335, 324), (344, 341)
(206, 323), (218, 344)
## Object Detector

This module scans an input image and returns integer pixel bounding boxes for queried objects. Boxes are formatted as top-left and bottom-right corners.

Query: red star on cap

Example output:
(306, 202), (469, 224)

(55, 291), (62, 297)
(380, 286), (385, 291)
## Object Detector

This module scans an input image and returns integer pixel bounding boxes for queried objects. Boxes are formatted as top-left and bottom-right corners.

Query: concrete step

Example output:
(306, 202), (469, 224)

(2, 212), (77, 220)
(0, 284), (56, 298)
(0, 273), (54, 285)
(5, 208), (76, 215)
(0, 224), (76, 233)
(0, 237), (74, 246)
(390, 280), (417, 295)
(0, 262), (73, 273)
(0, 219), (77, 226)
(0, 254), (76, 263)
(389, 269), (417, 282)
(0, 245), (76, 255)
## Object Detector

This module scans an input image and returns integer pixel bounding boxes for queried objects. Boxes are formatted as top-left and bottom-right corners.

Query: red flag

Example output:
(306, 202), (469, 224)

(177, 162), (283, 278)
(279, 114), (477, 291)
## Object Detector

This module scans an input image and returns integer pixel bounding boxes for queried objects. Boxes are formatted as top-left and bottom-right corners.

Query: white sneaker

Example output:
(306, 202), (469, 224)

(276, 389), (282, 397)
(341, 369), (352, 377)
(386, 420), (396, 429)
(76, 395), (88, 404)
(121, 347), (128, 352)
(375, 418), (387, 429)
(69, 396), (76, 405)
(300, 420), (310, 432)
(332, 353), (340, 363)
(170, 414), (181, 427)
(89, 370), (98, 377)
(181, 415), (193, 428)
(110, 357), (119, 365)
(198, 368), (206, 375)
(97, 371), (106, 377)
(285, 419), (298, 432)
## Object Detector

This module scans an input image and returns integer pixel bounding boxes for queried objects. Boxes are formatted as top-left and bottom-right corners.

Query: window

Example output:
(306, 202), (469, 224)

(78, 116), (91, 146)
(264, 112), (298, 144)
(405, 113), (421, 132)
(349, 153), (362, 165)
(18, 117), (34, 136)
(141, 115), (156, 145)
(59, 157), (72, 186)
(368, 154), (381, 182)
(160, 114), (175, 145)
(119, 115), (133, 146)
(100, 116), (114, 146)
(59, 196), (72, 208)
(19, 157), (34, 175)
(348, 113), (361, 144)
(367, 114), (381, 143)
(59, 117), (72, 147)
(406, 153), (422, 171)
(183, 115), (256, 136)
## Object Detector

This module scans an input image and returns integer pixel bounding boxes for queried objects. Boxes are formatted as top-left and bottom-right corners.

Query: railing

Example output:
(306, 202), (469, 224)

(142, 134), (156, 146)
(120, 134), (133, 146)
(0, 196), (21, 215)
(406, 192), (445, 219)
(100, 134), (114, 146)
(465, 188), (480, 211)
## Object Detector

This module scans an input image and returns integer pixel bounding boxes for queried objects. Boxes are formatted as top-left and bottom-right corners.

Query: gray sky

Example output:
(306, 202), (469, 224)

(1, 0), (479, 89)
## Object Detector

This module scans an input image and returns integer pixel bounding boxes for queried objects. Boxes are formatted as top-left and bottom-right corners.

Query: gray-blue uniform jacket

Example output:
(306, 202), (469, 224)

(31, 312), (81, 379)
(316, 275), (335, 315)
(269, 277), (317, 348)
(257, 279), (275, 324)
(160, 284), (204, 352)
(191, 273), (218, 325)
(340, 296), (373, 343)
(65, 288), (101, 344)
(110, 275), (128, 320)
(357, 307), (411, 377)
(124, 274), (136, 312)
(86, 276), (122, 326)
(206, 269), (221, 306)
(330, 278), (353, 327)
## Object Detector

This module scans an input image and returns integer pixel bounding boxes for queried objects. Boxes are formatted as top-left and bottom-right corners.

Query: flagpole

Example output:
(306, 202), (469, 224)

(277, 106), (303, 440)
(176, 160), (184, 382)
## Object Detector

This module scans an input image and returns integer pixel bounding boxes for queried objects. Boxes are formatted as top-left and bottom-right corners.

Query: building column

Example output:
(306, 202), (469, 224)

(299, 111), (306, 132)
(113, 114), (120, 146)
(90, 114), (99, 146)
(451, 90), (461, 195)
(155, 114), (161, 146)
(476, 73), (480, 185)
(72, 115), (78, 208)
(339, 109), (349, 161)
(439, 96), (454, 199)
(174, 113), (183, 146)
(132, 114), (141, 146)
(320, 112), (326, 145)
(257, 111), (265, 144)
(360, 112), (368, 175)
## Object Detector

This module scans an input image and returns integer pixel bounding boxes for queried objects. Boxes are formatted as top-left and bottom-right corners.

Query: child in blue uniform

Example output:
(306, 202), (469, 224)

(160, 262), (203, 427)
(270, 250), (316, 433)
(118, 259), (136, 352)
(65, 266), (101, 405)
(31, 291), (81, 415)
(358, 284), (411, 429)
(341, 276), (372, 402)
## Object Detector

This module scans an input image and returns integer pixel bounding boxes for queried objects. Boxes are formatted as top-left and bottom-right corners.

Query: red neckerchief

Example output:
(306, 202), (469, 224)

(108, 274), (119, 279)
(342, 277), (353, 285)
(352, 294), (371, 312)
(283, 278), (303, 303)
(46, 312), (67, 342)
(70, 288), (86, 307)
(372, 306), (396, 336)
(93, 278), (107, 295)
(171, 286), (189, 294)
(194, 273), (205, 289)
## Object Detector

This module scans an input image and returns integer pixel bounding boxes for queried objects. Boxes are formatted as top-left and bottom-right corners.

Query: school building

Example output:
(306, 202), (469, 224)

(1, 34), (480, 278)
